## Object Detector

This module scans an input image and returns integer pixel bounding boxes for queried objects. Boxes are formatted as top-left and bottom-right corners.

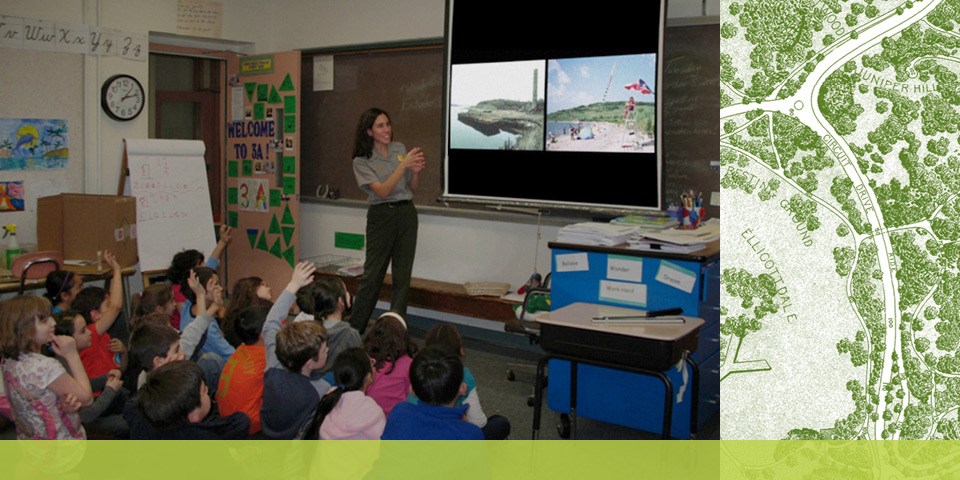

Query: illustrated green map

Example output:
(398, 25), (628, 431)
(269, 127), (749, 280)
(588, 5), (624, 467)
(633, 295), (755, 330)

(721, 0), (960, 441)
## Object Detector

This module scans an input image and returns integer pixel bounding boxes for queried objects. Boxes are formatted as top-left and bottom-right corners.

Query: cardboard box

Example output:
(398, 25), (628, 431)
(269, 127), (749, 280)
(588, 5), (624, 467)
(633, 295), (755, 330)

(37, 194), (138, 269)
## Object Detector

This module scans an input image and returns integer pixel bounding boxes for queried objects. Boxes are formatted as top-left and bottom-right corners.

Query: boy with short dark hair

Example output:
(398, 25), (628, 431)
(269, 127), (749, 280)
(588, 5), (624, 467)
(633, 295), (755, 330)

(217, 304), (270, 435)
(260, 262), (331, 439)
(380, 345), (483, 440)
(126, 360), (248, 439)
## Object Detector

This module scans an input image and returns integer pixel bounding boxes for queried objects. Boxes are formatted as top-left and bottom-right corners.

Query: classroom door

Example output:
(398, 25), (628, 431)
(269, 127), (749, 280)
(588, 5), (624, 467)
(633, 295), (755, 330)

(224, 51), (301, 294)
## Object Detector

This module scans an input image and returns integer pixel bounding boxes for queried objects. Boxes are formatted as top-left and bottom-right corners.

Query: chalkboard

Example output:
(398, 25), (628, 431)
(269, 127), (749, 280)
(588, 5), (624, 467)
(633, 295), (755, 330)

(301, 23), (719, 216)
(301, 44), (444, 205)
(661, 21), (720, 218)
(123, 139), (217, 271)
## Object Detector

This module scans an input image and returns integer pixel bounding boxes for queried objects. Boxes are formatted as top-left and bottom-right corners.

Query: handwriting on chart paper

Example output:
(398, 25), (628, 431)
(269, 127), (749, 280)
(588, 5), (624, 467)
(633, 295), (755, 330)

(176, 0), (222, 38)
(131, 158), (192, 223)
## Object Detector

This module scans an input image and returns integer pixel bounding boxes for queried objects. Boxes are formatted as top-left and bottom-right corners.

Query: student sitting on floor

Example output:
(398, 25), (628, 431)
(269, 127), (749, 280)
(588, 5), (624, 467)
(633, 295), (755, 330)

(53, 310), (128, 438)
(222, 276), (273, 348)
(0, 296), (92, 439)
(294, 276), (360, 377)
(166, 225), (232, 330)
(217, 304), (269, 436)
(380, 345), (483, 440)
(44, 270), (84, 314)
(126, 360), (248, 440)
(127, 270), (224, 392)
(260, 261), (331, 439)
(70, 251), (127, 381)
(417, 323), (511, 439)
(363, 311), (417, 417)
(312, 347), (385, 440)
(129, 284), (177, 331)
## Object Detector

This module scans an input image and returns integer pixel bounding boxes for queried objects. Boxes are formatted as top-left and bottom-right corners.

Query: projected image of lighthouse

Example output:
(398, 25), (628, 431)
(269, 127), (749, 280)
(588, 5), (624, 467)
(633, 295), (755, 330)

(449, 60), (546, 151)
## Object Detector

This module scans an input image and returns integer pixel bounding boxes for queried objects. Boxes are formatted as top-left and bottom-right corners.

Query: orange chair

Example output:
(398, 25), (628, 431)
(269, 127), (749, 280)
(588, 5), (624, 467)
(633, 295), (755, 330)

(9, 250), (63, 295)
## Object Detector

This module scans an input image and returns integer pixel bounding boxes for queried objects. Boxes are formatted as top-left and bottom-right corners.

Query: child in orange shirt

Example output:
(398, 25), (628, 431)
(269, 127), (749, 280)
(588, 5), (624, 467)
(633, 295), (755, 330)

(217, 304), (270, 435)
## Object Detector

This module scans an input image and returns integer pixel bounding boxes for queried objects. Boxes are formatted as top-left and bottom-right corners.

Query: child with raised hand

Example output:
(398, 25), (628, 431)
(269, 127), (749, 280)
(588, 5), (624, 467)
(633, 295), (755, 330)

(222, 276), (273, 348)
(128, 360), (249, 440)
(44, 270), (83, 314)
(71, 250), (127, 380)
(179, 266), (234, 361)
(295, 276), (360, 376)
(0, 296), (93, 439)
(260, 261), (331, 439)
(380, 345), (482, 440)
(217, 304), (270, 435)
(166, 224), (232, 329)
(421, 323), (510, 439)
(312, 347), (385, 440)
(53, 311), (129, 437)
(363, 311), (418, 417)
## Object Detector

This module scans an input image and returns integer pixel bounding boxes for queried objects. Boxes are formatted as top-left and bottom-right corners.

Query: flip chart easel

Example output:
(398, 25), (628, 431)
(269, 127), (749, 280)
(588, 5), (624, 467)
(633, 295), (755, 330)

(120, 139), (216, 276)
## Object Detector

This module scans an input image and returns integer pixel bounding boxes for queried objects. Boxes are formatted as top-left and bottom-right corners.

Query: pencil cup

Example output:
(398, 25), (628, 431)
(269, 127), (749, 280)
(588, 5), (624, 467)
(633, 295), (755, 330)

(681, 206), (704, 229)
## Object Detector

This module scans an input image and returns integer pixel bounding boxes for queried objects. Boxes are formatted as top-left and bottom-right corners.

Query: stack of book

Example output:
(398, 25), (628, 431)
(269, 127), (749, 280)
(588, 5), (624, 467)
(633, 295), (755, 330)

(557, 222), (637, 246)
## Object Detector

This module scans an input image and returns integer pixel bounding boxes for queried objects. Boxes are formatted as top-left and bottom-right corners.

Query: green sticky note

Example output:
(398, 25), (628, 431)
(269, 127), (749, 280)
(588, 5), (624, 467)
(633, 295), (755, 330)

(244, 83), (256, 101)
(284, 114), (296, 133)
(256, 232), (269, 251)
(335, 232), (365, 251)
(282, 246), (296, 268)
(269, 86), (281, 104)
(228, 211), (239, 229)
(270, 189), (281, 207)
(279, 73), (295, 92)
(257, 84), (268, 101)
(227, 187), (238, 205)
(283, 175), (296, 195)
(269, 215), (281, 234)
(284, 95), (297, 114)
(281, 204), (294, 225)
(242, 160), (253, 176)
(228, 160), (238, 178)
(269, 238), (282, 258)
(254, 103), (265, 120)
(246, 229), (258, 249)
(283, 157), (296, 174)
(282, 226), (295, 246)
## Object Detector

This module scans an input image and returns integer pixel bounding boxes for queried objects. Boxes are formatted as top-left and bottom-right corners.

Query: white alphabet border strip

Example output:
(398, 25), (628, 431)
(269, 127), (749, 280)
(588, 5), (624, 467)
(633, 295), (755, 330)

(0, 16), (147, 61)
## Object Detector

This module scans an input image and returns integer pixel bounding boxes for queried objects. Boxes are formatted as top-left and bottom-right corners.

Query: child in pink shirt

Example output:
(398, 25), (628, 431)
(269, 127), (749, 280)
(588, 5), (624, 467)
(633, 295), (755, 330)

(362, 312), (417, 417)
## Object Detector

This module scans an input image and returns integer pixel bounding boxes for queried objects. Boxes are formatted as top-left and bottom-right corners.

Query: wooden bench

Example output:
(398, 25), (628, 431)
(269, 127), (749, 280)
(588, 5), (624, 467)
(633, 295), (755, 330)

(317, 272), (523, 331)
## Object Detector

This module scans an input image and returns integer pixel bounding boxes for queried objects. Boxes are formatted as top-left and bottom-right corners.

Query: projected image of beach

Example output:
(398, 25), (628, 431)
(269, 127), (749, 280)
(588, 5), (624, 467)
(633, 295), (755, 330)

(546, 54), (656, 153)
(449, 60), (546, 151)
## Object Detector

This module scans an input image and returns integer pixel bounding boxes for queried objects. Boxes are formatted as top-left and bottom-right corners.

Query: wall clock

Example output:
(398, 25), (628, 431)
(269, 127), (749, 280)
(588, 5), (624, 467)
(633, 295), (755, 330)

(101, 74), (145, 121)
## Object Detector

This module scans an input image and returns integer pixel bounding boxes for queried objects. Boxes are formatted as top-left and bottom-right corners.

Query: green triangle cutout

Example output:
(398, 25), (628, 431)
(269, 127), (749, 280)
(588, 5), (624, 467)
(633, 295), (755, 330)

(269, 86), (282, 104)
(282, 226), (295, 246)
(244, 82), (256, 101)
(281, 205), (294, 225)
(269, 215), (281, 234)
(269, 238), (282, 258)
(256, 231), (269, 251)
(246, 229), (258, 249)
(279, 73), (295, 92)
(282, 246), (296, 268)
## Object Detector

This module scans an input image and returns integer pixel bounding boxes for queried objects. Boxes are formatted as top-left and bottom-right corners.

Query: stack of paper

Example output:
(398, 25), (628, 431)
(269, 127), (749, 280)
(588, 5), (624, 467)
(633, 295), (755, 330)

(610, 213), (679, 232)
(557, 222), (637, 246)
(627, 218), (720, 253)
